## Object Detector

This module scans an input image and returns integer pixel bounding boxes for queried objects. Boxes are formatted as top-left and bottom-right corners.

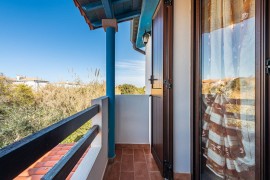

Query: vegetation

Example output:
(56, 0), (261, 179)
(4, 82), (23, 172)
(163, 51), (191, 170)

(0, 76), (145, 148)
(0, 76), (105, 148)
(118, 84), (145, 95)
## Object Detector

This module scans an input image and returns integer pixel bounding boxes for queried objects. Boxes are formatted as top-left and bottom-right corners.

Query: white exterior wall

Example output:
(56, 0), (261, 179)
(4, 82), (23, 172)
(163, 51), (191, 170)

(72, 96), (109, 180)
(173, 0), (192, 173)
(13, 81), (48, 90)
(115, 95), (150, 144)
(143, 0), (192, 174)
(25, 81), (48, 90)
(145, 36), (152, 95)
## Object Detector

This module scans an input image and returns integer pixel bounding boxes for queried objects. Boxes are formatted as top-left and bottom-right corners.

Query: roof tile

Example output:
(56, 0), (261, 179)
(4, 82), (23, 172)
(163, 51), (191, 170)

(15, 143), (87, 180)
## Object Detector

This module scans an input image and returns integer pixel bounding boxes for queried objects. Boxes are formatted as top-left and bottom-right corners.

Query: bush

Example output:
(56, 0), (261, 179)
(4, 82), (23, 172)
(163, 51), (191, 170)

(118, 84), (145, 95)
(0, 78), (105, 148)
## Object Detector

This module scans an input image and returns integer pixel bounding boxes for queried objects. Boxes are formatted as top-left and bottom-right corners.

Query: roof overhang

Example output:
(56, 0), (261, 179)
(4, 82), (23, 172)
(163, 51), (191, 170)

(73, 0), (159, 51)
(73, 0), (143, 30)
(133, 0), (159, 48)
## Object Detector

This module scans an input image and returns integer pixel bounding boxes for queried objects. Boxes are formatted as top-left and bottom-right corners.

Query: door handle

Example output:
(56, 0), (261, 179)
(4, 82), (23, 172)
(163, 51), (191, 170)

(164, 80), (173, 89)
(266, 58), (270, 75)
(148, 75), (158, 84)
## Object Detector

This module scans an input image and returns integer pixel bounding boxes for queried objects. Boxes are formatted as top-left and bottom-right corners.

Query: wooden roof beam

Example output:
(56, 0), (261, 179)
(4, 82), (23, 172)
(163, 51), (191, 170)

(82, 0), (130, 12)
(101, 0), (114, 18)
(82, 1), (103, 12)
(117, 10), (141, 22)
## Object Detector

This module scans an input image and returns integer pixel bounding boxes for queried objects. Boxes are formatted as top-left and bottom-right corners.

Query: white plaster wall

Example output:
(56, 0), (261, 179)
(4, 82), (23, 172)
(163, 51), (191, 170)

(72, 96), (108, 180)
(173, 0), (192, 173)
(145, 36), (152, 95)
(115, 95), (150, 144)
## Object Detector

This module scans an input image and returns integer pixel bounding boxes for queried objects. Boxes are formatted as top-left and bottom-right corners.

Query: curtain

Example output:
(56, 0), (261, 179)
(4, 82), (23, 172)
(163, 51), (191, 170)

(201, 0), (255, 179)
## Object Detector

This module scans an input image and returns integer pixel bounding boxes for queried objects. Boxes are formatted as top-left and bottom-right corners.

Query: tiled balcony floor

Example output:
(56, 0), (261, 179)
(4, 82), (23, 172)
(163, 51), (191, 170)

(104, 144), (163, 180)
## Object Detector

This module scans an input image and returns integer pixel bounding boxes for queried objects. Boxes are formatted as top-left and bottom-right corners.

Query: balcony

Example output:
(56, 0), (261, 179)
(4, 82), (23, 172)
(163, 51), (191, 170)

(0, 95), (156, 180)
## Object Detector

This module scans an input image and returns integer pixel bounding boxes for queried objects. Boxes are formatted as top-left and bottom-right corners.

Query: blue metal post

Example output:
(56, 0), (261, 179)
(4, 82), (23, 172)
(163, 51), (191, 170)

(106, 27), (116, 159)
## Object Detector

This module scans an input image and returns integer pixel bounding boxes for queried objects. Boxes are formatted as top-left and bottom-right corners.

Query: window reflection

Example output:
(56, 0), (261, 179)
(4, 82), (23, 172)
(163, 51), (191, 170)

(201, 0), (255, 179)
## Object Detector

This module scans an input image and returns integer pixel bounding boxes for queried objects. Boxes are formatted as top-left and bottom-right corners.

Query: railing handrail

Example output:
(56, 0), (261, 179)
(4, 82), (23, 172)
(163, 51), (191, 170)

(42, 125), (99, 180)
(0, 104), (99, 180)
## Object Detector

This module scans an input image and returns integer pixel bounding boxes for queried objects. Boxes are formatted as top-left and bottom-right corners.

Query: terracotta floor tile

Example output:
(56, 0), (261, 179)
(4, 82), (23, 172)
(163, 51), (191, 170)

(147, 160), (159, 172)
(115, 149), (122, 162)
(120, 144), (133, 149)
(134, 149), (145, 163)
(122, 148), (133, 155)
(133, 144), (150, 149)
(134, 163), (150, 180)
(149, 172), (163, 180)
(120, 172), (134, 180)
(115, 144), (122, 150)
(121, 155), (134, 172)
(104, 162), (121, 180)
(132, 144), (143, 149)
(144, 149), (151, 155)
(174, 173), (191, 180)
(145, 154), (156, 164)
(104, 145), (159, 180)
(145, 155), (159, 172)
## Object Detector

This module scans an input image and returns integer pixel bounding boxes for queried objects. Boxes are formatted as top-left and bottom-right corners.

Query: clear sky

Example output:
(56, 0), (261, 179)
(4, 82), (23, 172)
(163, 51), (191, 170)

(0, 0), (145, 87)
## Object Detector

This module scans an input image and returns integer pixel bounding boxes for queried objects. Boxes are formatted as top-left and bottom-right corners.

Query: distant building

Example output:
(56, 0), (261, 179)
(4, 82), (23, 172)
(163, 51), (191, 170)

(54, 81), (81, 88)
(12, 75), (49, 91)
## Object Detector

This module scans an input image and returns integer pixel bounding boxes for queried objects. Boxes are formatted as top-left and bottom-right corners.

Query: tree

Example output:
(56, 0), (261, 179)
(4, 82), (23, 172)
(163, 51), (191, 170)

(118, 84), (145, 95)
(11, 84), (35, 106)
(118, 84), (137, 94)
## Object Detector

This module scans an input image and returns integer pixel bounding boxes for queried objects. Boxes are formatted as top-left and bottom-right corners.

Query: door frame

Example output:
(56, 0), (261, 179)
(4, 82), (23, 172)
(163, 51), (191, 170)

(266, 0), (270, 178)
(191, 0), (267, 179)
(150, 0), (174, 179)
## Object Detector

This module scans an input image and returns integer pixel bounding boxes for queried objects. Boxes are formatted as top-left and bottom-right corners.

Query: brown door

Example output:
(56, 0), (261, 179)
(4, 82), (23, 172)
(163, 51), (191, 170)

(151, 0), (173, 179)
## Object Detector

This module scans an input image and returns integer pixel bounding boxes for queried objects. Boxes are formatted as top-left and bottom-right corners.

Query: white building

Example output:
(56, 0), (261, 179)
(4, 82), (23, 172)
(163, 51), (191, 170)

(54, 81), (81, 88)
(12, 75), (49, 91)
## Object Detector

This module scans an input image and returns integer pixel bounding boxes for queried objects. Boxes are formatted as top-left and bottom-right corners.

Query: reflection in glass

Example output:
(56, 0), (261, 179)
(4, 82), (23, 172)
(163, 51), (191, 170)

(201, 0), (255, 179)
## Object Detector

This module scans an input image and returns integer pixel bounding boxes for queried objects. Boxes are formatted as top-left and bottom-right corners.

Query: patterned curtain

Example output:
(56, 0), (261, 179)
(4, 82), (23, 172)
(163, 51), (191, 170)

(201, 0), (255, 179)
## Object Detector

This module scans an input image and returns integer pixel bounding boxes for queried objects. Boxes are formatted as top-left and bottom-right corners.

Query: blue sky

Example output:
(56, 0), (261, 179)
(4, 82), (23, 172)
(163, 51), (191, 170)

(0, 0), (145, 87)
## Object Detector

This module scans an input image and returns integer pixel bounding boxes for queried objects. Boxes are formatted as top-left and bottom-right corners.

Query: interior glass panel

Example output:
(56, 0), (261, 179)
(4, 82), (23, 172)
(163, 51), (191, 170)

(200, 0), (256, 179)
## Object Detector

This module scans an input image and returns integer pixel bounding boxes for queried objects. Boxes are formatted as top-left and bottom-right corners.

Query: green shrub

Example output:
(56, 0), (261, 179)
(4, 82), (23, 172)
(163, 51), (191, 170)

(118, 84), (145, 95)
(0, 78), (105, 148)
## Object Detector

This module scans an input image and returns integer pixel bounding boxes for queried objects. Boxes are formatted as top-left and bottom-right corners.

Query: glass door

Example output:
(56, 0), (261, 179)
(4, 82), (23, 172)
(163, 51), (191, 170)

(266, 0), (270, 178)
(200, 0), (256, 179)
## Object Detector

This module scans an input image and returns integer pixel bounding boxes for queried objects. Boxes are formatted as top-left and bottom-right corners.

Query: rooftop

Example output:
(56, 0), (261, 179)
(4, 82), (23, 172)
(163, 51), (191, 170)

(15, 143), (89, 180)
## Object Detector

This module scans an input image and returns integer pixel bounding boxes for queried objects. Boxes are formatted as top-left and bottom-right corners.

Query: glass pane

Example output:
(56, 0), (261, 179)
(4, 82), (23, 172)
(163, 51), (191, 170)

(200, 0), (256, 179)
